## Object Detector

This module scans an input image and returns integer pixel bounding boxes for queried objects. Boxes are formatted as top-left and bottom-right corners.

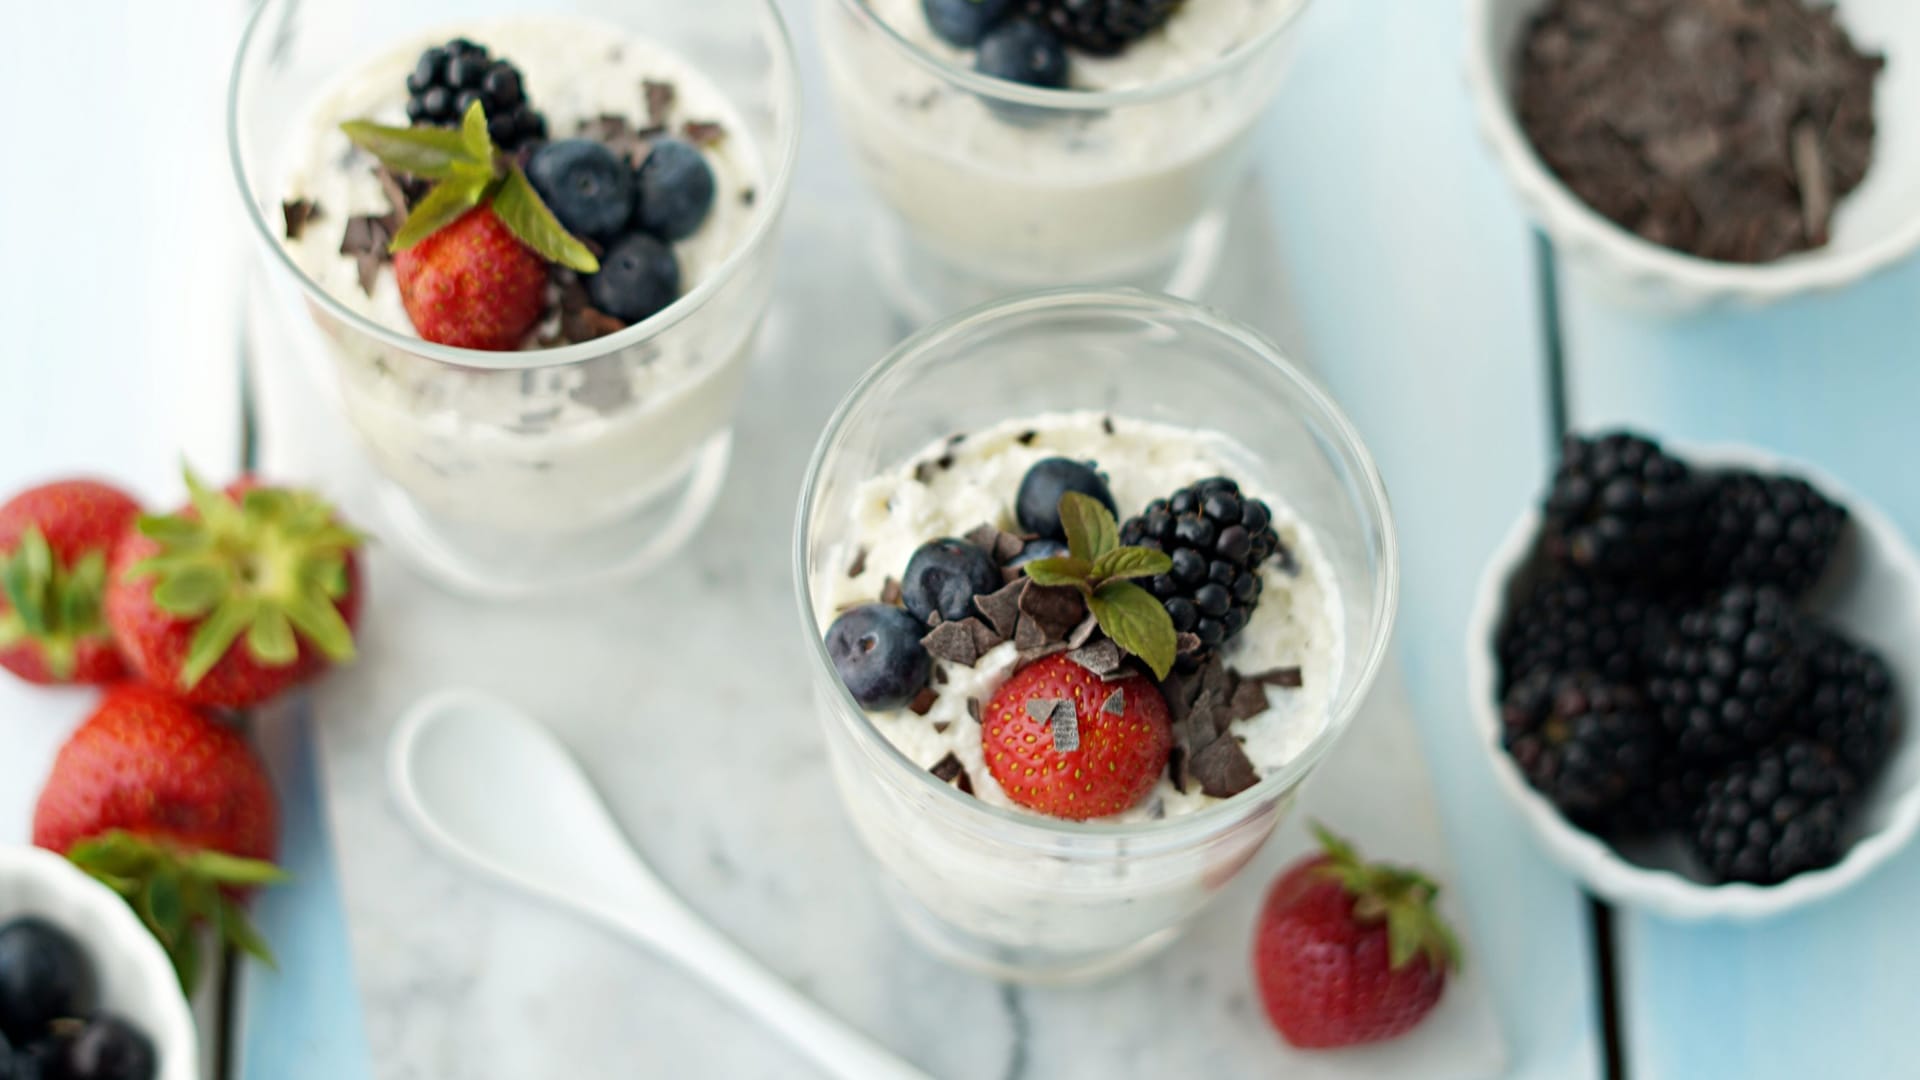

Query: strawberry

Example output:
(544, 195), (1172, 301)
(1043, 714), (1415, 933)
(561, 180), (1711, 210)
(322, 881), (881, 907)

(393, 205), (548, 350)
(0, 480), (142, 685)
(1253, 825), (1460, 1049)
(981, 652), (1172, 820)
(33, 683), (286, 991)
(107, 470), (363, 710)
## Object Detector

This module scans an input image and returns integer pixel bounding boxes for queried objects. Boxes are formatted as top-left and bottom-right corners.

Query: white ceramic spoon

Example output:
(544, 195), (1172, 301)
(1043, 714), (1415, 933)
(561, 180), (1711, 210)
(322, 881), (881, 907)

(388, 689), (929, 1080)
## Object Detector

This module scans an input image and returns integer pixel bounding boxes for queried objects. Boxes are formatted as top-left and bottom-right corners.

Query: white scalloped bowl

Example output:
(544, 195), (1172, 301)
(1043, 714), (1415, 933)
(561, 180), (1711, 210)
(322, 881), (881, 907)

(1467, 0), (1920, 311)
(0, 846), (197, 1079)
(1467, 443), (1920, 921)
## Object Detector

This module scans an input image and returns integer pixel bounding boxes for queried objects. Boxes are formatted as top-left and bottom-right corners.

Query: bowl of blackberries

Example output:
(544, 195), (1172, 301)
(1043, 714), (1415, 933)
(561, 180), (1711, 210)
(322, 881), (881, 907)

(1468, 431), (1920, 920)
(0, 846), (195, 1080)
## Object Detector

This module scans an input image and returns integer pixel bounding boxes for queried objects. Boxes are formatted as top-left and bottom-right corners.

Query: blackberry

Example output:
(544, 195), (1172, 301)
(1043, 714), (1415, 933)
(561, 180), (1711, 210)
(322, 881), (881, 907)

(404, 39), (547, 151)
(1797, 623), (1897, 783)
(1021, 0), (1183, 55)
(1497, 572), (1660, 694)
(1119, 476), (1283, 653)
(1542, 431), (1705, 584)
(1501, 670), (1663, 825)
(1687, 738), (1859, 884)
(1596, 756), (1712, 839)
(1646, 585), (1811, 761)
(1700, 470), (1848, 599)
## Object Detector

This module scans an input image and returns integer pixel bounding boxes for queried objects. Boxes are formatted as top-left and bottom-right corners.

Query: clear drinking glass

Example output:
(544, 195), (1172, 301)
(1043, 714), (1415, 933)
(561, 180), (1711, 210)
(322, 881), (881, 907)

(793, 289), (1398, 982)
(815, 0), (1311, 321)
(230, 0), (800, 598)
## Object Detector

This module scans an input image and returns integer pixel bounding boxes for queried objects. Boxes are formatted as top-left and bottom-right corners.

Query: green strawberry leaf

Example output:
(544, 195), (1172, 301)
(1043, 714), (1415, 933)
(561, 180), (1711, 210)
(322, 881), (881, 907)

(1088, 546), (1172, 583)
(152, 564), (229, 619)
(134, 514), (204, 549)
(1021, 556), (1093, 588)
(246, 609), (298, 666)
(3, 529), (53, 637)
(339, 119), (481, 180)
(183, 850), (291, 887)
(1088, 580), (1176, 679)
(1058, 492), (1119, 564)
(389, 172), (495, 252)
(219, 897), (278, 968)
(283, 592), (357, 663)
(492, 166), (601, 273)
(183, 468), (244, 535)
(180, 596), (258, 689)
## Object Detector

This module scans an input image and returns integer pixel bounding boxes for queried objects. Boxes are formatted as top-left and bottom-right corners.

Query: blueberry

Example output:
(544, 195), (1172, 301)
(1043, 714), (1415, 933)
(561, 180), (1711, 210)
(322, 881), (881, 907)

(56, 1015), (155, 1080)
(527, 139), (634, 242)
(1006, 538), (1068, 568)
(587, 233), (681, 323)
(922, 0), (1014, 46)
(827, 605), (931, 710)
(634, 139), (717, 242)
(975, 19), (1068, 89)
(902, 539), (1001, 624)
(1015, 458), (1116, 540)
(0, 919), (92, 1044)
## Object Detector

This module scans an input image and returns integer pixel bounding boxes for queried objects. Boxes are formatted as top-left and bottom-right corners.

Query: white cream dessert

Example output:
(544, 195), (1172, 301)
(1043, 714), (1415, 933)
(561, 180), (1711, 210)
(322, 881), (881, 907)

(818, 412), (1344, 823)
(271, 17), (775, 534)
(819, 0), (1307, 282)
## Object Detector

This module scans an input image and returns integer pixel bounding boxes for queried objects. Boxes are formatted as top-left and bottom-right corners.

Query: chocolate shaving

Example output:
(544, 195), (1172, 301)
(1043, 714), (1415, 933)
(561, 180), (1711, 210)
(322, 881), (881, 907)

(579, 113), (655, 168)
(1190, 735), (1259, 798)
(932, 720), (951, 734)
(932, 666), (948, 687)
(1249, 666), (1304, 688)
(913, 460), (938, 484)
(1227, 679), (1271, 723)
(741, 187), (757, 207)
(930, 752), (973, 794)
(1065, 614), (1100, 651)
(644, 80), (676, 126)
(1018, 582), (1086, 637)
(282, 199), (321, 241)
(922, 620), (980, 667)
(966, 698), (982, 724)
(1013, 614), (1051, 652)
(1016, 641), (1068, 668)
(1175, 632), (1204, 657)
(908, 687), (939, 716)
(372, 165), (417, 218)
(1026, 698), (1079, 752)
(974, 579), (1025, 640)
(1163, 656), (1270, 791)
(683, 120), (726, 147)
(1017, 430), (1037, 445)
(966, 617), (1004, 657)
(1102, 688), (1126, 716)
(339, 215), (395, 297)
(847, 547), (868, 578)
(880, 577), (903, 607)
(1101, 415), (1115, 435)
(1066, 639), (1126, 680)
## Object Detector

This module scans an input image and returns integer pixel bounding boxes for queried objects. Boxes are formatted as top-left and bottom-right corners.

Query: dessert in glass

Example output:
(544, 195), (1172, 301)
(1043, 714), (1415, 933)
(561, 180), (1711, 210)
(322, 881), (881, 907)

(816, 0), (1311, 320)
(795, 289), (1397, 981)
(230, 0), (799, 597)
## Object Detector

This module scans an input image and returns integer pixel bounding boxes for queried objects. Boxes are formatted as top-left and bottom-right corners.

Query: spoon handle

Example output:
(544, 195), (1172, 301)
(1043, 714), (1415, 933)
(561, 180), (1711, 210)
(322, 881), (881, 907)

(611, 898), (931, 1080)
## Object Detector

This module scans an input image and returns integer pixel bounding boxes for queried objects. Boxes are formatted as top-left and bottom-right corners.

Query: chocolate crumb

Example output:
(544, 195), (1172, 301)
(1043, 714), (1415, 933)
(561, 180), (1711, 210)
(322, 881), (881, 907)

(1175, 632), (1204, 657)
(741, 187), (757, 207)
(1190, 736), (1259, 798)
(881, 577), (903, 607)
(908, 687), (939, 716)
(282, 199), (321, 241)
(339, 215), (395, 297)
(933, 720), (951, 734)
(913, 460), (938, 484)
(922, 620), (981, 667)
(936, 453), (955, 471)
(930, 752), (973, 795)
(932, 666), (948, 687)
(967, 697), (982, 723)
(683, 120), (726, 147)
(1250, 666), (1304, 688)
(372, 165), (417, 218)
(1017, 430), (1037, 446)
(947, 433), (966, 447)
(847, 547), (868, 578)
(1101, 415), (1115, 435)
(644, 80), (676, 125)
(1102, 688), (1126, 716)
(1067, 639), (1126, 679)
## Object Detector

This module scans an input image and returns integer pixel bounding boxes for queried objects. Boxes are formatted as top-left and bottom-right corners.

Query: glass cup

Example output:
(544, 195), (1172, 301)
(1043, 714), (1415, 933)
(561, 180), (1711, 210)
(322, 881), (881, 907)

(794, 289), (1397, 982)
(815, 0), (1311, 322)
(230, 0), (800, 598)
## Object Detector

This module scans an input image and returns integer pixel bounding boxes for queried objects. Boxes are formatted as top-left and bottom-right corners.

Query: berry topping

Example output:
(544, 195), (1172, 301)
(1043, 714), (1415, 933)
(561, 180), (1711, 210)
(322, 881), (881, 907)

(404, 40), (546, 150)
(1501, 669), (1662, 824)
(1496, 572), (1659, 694)
(0, 480), (142, 686)
(526, 139), (635, 242)
(1014, 458), (1115, 540)
(55, 1014), (156, 1080)
(1688, 738), (1859, 884)
(1253, 825), (1458, 1049)
(1700, 469), (1849, 599)
(1646, 584), (1809, 761)
(1005, 537), (1068, 567)
(633, 138), (717, 242)
(981, 653), (1172, 819)
(826, 604), (932, 710)
(1543, 431), (1705, 584)
(1796, 624), (1897, 783)
(393, 206), (550, 350)
(586, 233), (682, 324)
(924, 0), (1016, 46)
(901, 538), (1002, 625)
(975, 18), (1070, 89)
(0, 918), (92, 1045)
(1119, 476), (1282, 655)
(1022, 0), (1184, 56)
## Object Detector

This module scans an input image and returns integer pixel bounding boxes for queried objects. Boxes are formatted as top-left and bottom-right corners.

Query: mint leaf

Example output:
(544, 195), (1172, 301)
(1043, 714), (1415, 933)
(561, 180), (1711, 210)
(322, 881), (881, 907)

(1089, 546), (1171, 584)
(1021, 556), (1093, 589)
(389, 174), (494, 252)
(1058, 492), (1119, 563)
(1088, 580), (1177, 679)
(339, 120), (481, 180)
(493, 166), (601, 273)
(458, 100), (493, 162)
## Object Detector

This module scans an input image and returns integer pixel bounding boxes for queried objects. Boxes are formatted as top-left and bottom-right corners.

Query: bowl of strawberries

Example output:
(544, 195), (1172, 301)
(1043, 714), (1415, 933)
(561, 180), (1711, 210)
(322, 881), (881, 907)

(1468, 432), (1920, 920)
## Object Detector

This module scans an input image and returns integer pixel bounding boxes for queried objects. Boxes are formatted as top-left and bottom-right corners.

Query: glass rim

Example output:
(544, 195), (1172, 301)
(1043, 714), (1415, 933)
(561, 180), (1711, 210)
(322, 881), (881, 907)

(791, 287), (1401, 849)
(828, 0), (1313, 111)
(226, 0), (804, 373)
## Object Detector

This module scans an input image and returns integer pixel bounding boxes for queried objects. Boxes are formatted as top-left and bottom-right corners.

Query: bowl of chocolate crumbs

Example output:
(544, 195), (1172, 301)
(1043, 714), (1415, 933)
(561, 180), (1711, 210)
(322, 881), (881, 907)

(1469, 0), (1919, 309)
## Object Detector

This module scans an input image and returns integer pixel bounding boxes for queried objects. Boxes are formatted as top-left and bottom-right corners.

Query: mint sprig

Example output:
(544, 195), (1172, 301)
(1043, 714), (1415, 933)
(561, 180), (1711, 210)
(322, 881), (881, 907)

(1022, 492), (1178, 679)
(340, 102), (599, 273)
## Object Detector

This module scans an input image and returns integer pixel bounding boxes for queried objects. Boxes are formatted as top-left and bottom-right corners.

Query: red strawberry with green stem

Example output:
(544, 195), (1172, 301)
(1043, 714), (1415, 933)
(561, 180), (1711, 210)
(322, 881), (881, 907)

(981, 652), (1173, 820)
(342, 102), (599, 350)
(1253, 825), (1460, 1049)
(0, 479), (142, 685)
(33, 683), (285, 992)
(107, 470), (363, 710)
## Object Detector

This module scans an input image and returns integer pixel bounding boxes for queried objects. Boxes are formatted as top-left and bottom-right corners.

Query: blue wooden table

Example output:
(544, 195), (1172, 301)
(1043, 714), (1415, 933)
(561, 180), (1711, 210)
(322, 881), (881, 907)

(4, 0), (1918, 1076)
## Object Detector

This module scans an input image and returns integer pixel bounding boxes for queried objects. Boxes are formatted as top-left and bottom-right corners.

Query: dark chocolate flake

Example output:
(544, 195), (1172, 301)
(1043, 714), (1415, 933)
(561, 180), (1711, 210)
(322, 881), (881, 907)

(1067, 638), (1126, 680)
(1102, 688), (1126, 716)
(1065, 614), (1100, 651)
(922, 620), (981, 667)
(966, 617), (1004, 657)
(881, 577), (903, 607)
(908, 687), (939, 716)
(1018, 582), (1087, 637)
(975, 579), (1025, 640)
(1227, 679), (1270, 723)
(1250, 666), (1304, 688)
(913, 460), (938, 485)
(930, 752), (973, 796)
(847, 546), (869, 578)
(1190, 736), (1259, 798)
(282, 199), (321, 241)
(644, 80), (676, 125)
(932, 720), (951, 734)
(1017, 430), (1037, 446)
(683, 120), (726, 147)
(966, 697), (982, 723)
(1101, 415), (1115, 435)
